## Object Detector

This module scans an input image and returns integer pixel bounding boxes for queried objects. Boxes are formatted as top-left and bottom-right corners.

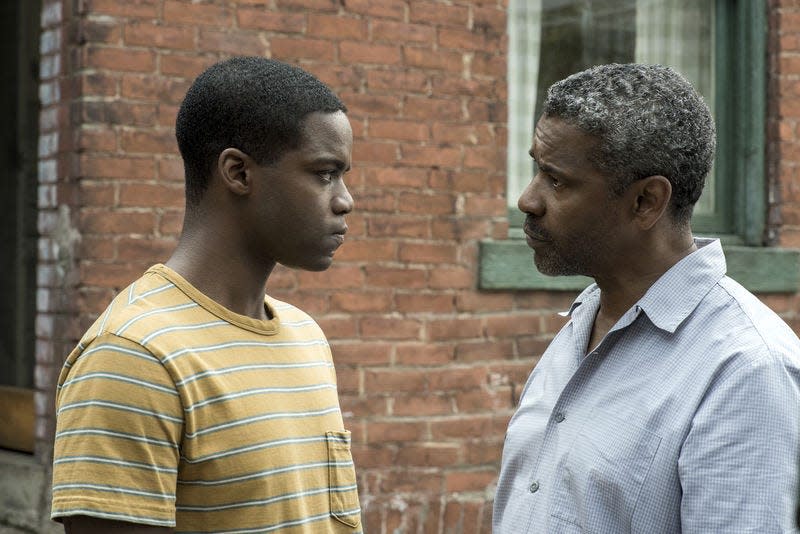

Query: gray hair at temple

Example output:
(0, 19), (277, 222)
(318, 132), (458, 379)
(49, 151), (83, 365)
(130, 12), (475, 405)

(543, 63), (716, 226)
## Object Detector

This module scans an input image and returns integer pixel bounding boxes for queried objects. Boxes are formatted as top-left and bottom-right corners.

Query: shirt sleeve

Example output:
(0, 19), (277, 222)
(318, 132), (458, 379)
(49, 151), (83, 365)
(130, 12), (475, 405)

(678, 351), (800, 533)
(51, 333), (183, 528)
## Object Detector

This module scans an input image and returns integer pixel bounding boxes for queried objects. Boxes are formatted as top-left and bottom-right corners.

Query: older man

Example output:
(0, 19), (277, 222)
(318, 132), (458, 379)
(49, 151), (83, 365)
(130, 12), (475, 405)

(494, 63), (800, 533)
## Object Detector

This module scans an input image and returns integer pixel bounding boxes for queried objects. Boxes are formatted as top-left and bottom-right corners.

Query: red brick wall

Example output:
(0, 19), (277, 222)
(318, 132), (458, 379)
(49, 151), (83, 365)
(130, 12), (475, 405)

(32, 1), (800, 532)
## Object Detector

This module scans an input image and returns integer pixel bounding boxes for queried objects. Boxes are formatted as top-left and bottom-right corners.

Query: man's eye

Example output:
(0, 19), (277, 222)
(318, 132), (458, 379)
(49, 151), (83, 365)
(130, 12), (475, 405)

(318, 170), (336, 182)
(548, 175), (561, 188)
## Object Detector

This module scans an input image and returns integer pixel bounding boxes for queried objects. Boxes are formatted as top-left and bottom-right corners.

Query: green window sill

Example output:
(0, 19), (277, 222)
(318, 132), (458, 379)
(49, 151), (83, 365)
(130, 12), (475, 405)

(479, 239), (800, 294)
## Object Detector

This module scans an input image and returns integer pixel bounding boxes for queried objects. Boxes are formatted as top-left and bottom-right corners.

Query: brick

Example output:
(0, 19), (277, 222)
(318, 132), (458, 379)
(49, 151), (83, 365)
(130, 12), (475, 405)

(366, 368), (428, 393)
(81, 155), (156, 180)
(370, 119), (430, 141)
(395, 443), (461, 466)
(271, 37), (336, 61)
(157, 104), (179, 127)
(340, 92), (402, 118)
(401, 145), (461, 168)
(121, 75), (192, 103)
(352, 140), (398, 164)
(79, 236), (115, 261)
(352, 189), (396, 212)
(473, 6), (506, 36)
(444, 469), (497, 492)
(88, 0), (160, 18)
(351, 444), (395, 469)
(467, 99), (506, 122)
(360, 316), (422, 340)
(158, 158), (184, 182)
(367, 420), (425, 442)
(80, 210), (157, 235)
(455, 340), (514, 362)
(342, 0), (406, 20)
(404, 96), (463, 121)
(371, 20), (436, 44)
(403, 46), (464, 72)
(81, 20), (123, 44)
(119, 183), (184, 208)
(85, 46), (156, 72)
(367, 216), (429, 238)
(160, 54), (218, 77)
(308, 14), (366, 40)
(78, 128), (117, 152)
(163, 1), (233, 26)
(316, 317), (358, 340)
(158, 210), (185, 235)
(455, 388), (509, 412)
(329, 341), (392, 366)
(428, 366), (487, 391)
(366, 70), (429, 93)
(432, 122), (494, 145)
(484, 313), (541, 337)
(439, 28), (493, 51)
(456, 292), (513, 312)
(124, 21), (195, 49)
(393, 394), (454, 417)
(364, 265), (427, 288)
(365, 167), (429, 188)
(295, 265), (364, 289)
(397, 191), (456, 215)
(395, 343), (454, 366)
(380, 470), (443, 493)
(409, 2), (470, 27)
(429, 267), (474, 289)
(81, 101), (157, 126)
(398, 242), (458, 264)
(116, 237), (177, 262)
(431, 218), (492, 240)
(430, 416), (492, 440)
(335, 367), (359, 395)
(79, 72), (118, 98)
(80, 261), (151, 288)
(472, 51), (505, 77)
(276, 0), (338, 11)
(464, 145), (504, 170)
(330, 290), (393, 313)
(340, 41), (402, 65)
(236, 9), (306, 32)
(198, 29), (267, 56)
(394, 293), (455, 314)
(427, 317), (484, 341)
(307, 64), (362, 92)
(121, 129), (178, 154)
(334, 239), (396, 262)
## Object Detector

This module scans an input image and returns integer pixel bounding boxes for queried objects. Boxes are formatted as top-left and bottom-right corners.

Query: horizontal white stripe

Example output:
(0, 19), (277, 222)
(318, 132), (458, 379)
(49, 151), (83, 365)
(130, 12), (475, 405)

(55, 428), (178, 449)
(116, 302), (198, 335)
(141, 320), (228, 345)
(176, 361), (333, 387)
(182, 435), (329, 464)
(185, 406), (339, 439)
(164, 339), (329, 363)
(185, 383), (336, 412)
(51, 508), (174, 527)
(177, 484), (358, 512)
(54, 455), (178, 474)
(130, 282), (175, 304)
(178, 459), (354, 486)
(52, 482), (175, 500)
(61, 372), (178, 396)
(58, 400), (182, 424)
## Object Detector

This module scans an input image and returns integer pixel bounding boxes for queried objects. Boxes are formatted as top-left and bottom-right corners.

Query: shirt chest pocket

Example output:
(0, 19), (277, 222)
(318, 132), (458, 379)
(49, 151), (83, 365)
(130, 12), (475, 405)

(326, 431), (361, 529)
(550, 409), (661, 531)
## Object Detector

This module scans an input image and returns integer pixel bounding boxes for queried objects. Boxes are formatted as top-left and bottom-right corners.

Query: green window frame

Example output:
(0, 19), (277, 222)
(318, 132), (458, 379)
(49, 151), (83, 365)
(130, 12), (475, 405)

(481, 0), (800, 293)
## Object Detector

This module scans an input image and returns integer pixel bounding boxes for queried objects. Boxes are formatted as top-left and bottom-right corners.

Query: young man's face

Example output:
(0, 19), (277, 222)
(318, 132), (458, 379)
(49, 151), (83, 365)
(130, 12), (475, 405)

(247, 110), (354, 271)
(518, 115), (627, 278)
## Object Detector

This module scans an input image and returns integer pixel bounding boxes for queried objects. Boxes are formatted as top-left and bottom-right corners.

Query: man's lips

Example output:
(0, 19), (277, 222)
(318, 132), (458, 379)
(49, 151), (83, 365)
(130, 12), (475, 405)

(523, 219), (550, 243)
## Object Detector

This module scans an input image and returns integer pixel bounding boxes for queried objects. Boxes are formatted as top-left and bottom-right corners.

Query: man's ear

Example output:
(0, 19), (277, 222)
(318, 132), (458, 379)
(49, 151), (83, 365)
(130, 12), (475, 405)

(217, 148), (254, 196)
(629, 175), (672, 231)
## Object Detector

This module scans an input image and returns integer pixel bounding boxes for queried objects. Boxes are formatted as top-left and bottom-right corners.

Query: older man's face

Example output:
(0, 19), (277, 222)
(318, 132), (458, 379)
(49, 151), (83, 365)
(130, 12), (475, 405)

(518, 116), (628, 278)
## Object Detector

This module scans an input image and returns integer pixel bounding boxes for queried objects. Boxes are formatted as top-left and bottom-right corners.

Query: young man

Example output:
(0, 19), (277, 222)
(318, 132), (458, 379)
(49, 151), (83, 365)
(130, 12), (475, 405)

(51, 57), (361, 533)
(493, 64), (800, 532)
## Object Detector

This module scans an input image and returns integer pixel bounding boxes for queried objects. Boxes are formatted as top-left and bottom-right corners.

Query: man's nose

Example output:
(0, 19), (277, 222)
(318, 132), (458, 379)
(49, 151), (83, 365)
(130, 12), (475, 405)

(518, 173), (544, 216)
(332, 181), (354, 215)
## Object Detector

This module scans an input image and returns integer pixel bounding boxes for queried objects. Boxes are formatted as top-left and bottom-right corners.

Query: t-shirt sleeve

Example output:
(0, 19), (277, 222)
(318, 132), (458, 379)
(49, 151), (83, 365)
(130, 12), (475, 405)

(51, 333), (183, 528)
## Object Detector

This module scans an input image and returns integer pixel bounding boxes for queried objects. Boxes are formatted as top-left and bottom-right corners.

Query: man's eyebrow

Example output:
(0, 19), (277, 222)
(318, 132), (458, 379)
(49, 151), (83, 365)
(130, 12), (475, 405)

(310, 157), (349, 170)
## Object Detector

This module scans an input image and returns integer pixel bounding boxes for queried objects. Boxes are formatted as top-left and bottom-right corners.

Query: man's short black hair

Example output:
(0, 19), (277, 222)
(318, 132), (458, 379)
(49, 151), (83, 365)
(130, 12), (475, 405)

(175, 56), (347, 207)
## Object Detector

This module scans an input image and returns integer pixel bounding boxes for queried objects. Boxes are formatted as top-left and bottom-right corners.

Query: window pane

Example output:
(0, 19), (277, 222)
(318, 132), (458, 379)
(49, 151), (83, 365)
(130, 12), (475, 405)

(507, 0), (716, 218)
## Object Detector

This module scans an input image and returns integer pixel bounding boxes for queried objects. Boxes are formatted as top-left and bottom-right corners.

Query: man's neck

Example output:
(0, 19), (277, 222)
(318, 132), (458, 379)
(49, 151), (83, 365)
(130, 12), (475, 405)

(165, 223), (275, 321)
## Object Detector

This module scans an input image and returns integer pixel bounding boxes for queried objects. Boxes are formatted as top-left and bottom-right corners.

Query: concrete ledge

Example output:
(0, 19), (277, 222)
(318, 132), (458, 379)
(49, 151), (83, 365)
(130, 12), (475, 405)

(0, 450), (54, 533)
(479, 240), (800, 293)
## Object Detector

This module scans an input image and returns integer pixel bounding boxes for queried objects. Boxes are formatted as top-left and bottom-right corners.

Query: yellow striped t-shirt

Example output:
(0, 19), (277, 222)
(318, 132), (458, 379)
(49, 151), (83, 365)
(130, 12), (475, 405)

(51, 264), (362, 533)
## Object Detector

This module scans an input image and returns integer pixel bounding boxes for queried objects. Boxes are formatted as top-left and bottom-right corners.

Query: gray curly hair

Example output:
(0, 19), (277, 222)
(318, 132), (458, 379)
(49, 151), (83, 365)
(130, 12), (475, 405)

(543, 63), (716, 225)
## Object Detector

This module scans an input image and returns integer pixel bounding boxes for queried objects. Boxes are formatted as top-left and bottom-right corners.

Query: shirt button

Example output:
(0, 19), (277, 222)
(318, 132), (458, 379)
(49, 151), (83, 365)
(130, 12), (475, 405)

(529, 481), (539, 493)
(554, 413), (565, 423)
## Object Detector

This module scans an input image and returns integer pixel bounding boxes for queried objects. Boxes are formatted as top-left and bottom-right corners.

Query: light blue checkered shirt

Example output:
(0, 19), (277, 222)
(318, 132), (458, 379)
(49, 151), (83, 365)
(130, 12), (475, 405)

(494, 239), (800, 533)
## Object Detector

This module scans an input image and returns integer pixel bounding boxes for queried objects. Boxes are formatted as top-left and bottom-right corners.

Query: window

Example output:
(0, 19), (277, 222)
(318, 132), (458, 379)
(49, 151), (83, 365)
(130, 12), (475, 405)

(481, 0), (798, 292)
(0, 0), (40, 453)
